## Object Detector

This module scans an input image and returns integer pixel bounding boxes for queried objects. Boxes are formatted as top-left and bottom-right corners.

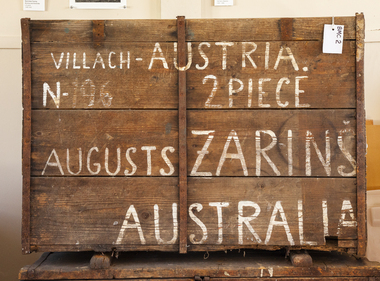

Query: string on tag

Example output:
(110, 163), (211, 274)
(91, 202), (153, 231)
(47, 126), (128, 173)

(332, 16), (335, 31)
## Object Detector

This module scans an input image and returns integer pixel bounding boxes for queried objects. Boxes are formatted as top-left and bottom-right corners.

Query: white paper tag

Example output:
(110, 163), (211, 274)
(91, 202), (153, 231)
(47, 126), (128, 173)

(23, 0), (45, 11)
(214, 0), (234, 6)
(323, 24), (344, 54)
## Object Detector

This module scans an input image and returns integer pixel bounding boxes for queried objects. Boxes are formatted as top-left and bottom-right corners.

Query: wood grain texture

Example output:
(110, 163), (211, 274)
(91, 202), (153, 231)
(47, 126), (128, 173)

(187, 110), (356, 177)
(29, 177), (356, 252)
(31, 110), (178, 176)
(355, 13), (366, 257)
(21, 18), (32, 255)
(186, 17), (356, 41)
(31, 110), (356, 178)
(19, 251), (380, 281)
(177, 16), (188, 254)
(31, 41), (355, 109)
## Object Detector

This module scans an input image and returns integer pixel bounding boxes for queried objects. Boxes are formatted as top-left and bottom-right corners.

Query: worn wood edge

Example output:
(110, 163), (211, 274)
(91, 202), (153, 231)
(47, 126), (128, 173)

(30, 244), (178, 252)
(355, 12), (366, 257)
(177, 15), (188, 254)
(18, 252), (51, 280)
(21, 17), (32, 255)
(29, 17), (355, 43)
(186, 16), (356, 41)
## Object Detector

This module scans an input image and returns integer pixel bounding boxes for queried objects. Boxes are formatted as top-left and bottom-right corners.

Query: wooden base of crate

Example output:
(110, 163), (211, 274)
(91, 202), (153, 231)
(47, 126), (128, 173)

(19, 250), (380, 280)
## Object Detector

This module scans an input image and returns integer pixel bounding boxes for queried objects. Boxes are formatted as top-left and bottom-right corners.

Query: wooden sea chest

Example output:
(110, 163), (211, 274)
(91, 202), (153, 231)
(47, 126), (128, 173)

(21, 14), (366, 256)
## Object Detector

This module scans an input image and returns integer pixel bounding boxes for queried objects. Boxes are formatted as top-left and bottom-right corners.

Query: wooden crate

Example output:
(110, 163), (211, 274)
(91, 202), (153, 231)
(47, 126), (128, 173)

(19, 251), (380, 280)
(21, 14), (366, 256)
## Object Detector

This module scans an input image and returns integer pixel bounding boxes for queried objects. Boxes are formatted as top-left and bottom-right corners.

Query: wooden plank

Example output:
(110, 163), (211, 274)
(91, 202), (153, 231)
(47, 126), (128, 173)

(186, 17), (356, 41)
(187, 110), (356, 177)
(30, 42), (178, 109)
(30, 177), (179, 250)
(177, 16), (188, 254)
(355, 12), (366, 257)
(187, 41), (355, 109)
(30, 110), (178, 177)
(19, 249), (380, 280)
(32, 41), (355, 109)
(187, 177), (357, 249)
(21, 18), (32, 255)
(29, 177), (356, 252)
(31, 110), (356, 178)
(30, 20), (178, 43)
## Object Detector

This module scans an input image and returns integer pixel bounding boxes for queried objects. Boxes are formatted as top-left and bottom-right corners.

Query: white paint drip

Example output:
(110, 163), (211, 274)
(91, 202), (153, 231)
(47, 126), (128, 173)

(209, 202), (229, 244)
(216, 130), (248, 176)
(190, 130), (215, 176)
(238, 201), (262, 244)
(116, 205), (146, 245)
(189, 203), (208, 244)
(160, 146), (175, 176)
(256, 130), (280, 176)
(154, 203), (178, 244)
(265, 201), (295, 245)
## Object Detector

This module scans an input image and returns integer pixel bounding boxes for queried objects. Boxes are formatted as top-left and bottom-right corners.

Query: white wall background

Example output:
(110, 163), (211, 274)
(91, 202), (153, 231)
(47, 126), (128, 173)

(1, 1), (380, 280)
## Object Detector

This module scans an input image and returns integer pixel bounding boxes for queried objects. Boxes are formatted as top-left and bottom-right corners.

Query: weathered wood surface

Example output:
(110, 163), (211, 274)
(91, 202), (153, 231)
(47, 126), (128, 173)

(29, 177), (356, 251)
(31, 110), (356, 177)
(355, 12), (367, 257)
(19, 251), (380, 280)
(31, 110), (178, 176)
(22, 15), (365, 255)
(22, 17), (32, 255)
(32, 41), (355, 109)
(29, 17), (356, 43)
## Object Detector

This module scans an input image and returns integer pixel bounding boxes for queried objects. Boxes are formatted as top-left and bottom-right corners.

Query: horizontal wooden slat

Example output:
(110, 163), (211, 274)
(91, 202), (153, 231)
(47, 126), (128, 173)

(186, 17), (356, 41)
(30, 20), (178, 43)
(31, 110), (356, 177)
(32, 41), (355, 109)
(29, 17), (355, 44)
(30, 177), (356, 251)
(187, 110), (356, 177)
(31, 110), (178, 176)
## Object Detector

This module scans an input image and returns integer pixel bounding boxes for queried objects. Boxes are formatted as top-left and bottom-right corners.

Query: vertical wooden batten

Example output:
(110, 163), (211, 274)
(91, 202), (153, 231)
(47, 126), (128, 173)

(355, 12), (366, 257)
(177, 16), (188, 254)
(21, 18), (32, 255)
